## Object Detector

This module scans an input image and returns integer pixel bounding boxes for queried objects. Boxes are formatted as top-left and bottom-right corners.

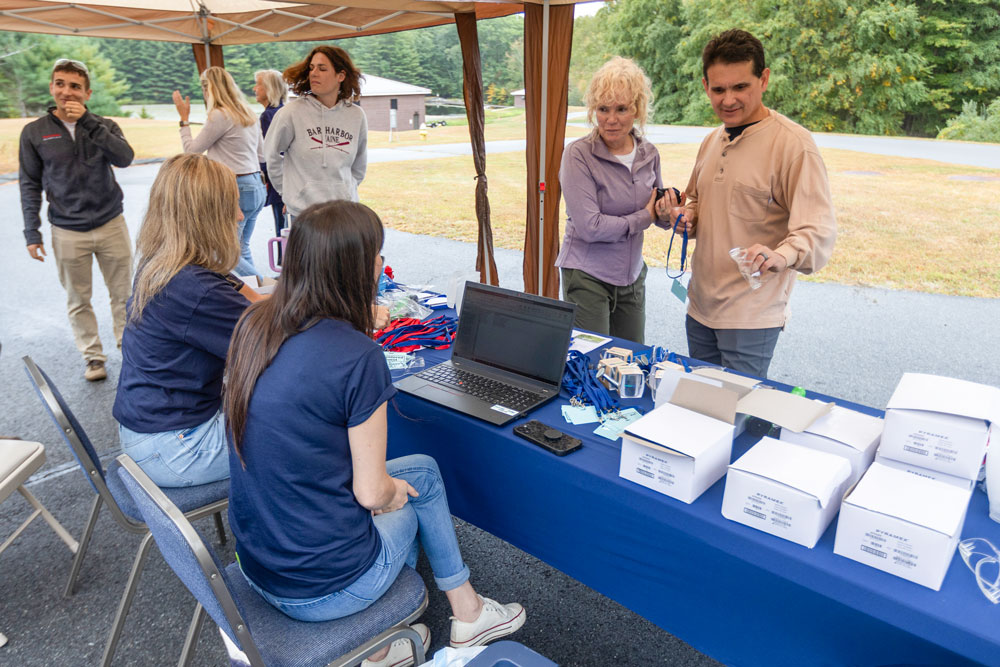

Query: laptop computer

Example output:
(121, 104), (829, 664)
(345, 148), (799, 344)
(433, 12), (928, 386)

(394, 282), (577, 426)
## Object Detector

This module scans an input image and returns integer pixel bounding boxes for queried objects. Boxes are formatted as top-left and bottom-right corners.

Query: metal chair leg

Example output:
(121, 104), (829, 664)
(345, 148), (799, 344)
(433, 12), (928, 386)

(100, 532), (155, 667)
(213, 511), (227, 546)
(65, 494), (102, 597)
(177, 603), (205, 667)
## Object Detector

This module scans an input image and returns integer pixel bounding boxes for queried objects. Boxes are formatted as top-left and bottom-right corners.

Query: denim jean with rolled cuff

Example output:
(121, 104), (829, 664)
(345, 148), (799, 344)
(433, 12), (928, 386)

(235, 173), (266, 279)
(118, 410), (230, 487)
(242, 454), (471, 622)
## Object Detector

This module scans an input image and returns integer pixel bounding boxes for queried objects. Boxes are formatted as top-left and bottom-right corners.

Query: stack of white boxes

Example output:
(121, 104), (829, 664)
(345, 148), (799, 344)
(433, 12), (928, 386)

(720, 404), (882, 548)
(834, 373), (1000, 590)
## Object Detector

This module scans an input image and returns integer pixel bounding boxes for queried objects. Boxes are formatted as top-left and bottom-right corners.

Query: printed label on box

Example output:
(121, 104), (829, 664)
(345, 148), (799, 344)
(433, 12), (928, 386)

(634, 449), (679, 489)
(903, 430), (960, 467)
(741, 492), (794, 531)
(860, 528), (918, 571)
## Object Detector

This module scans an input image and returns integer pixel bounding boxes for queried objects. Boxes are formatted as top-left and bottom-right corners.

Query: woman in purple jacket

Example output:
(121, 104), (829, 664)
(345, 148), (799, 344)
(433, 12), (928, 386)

(556, 57), (681, 344)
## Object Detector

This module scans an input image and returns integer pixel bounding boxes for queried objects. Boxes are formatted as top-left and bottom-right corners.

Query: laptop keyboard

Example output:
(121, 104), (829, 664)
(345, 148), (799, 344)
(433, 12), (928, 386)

(418, 365), (540, 411)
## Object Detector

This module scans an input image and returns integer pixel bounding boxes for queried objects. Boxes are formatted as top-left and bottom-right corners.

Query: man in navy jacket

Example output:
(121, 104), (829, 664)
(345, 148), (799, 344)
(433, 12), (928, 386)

(20, 59), (134, 381)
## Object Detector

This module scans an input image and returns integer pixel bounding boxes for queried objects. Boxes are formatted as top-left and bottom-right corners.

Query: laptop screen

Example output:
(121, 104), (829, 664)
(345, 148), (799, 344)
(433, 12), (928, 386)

(452, 282), (576, 386)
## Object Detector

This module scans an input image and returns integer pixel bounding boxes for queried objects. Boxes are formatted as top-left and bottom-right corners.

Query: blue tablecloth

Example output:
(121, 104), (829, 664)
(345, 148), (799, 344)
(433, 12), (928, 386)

(385, 339), (1000, 667)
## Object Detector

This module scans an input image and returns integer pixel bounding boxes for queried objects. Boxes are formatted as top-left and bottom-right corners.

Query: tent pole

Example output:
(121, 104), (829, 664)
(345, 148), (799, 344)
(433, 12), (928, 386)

(537, 0), (550, 296)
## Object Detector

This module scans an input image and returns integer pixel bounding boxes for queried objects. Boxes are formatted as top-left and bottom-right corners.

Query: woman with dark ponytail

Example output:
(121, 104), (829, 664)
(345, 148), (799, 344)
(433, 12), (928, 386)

(224, 201), (525, 667)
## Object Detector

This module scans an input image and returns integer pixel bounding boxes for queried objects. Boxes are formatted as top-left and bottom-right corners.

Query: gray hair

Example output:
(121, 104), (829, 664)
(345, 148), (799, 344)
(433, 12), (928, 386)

(254, 69), (287, 107)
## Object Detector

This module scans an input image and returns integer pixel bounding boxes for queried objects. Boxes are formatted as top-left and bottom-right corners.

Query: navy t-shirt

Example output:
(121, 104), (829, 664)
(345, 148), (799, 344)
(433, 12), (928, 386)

(113, 265), (249, 432)
(228, 318), (395, 598)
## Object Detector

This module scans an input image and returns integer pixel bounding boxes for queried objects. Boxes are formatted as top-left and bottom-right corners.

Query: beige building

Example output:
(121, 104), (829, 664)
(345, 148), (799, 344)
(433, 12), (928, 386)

(359, 74), (432, 131)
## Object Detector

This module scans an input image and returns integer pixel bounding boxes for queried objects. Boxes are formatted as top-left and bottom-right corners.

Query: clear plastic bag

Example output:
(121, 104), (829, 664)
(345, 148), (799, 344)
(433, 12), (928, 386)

(383, 351), (427, 372)
(377, 287), (434, 321)
(729, 247), (762, 291)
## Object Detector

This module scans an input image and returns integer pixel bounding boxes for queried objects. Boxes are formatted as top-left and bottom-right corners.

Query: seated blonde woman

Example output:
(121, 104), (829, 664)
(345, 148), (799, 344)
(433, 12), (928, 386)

(113, 154), (263, 487)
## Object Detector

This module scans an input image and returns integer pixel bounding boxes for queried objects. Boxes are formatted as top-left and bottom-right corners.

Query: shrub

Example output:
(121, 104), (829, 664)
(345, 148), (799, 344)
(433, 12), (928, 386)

(937, 99), (1000, 143)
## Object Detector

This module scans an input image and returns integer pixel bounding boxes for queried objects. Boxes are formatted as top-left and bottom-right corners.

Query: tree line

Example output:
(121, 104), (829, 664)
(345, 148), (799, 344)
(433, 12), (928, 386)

(0, 16), (526, 118)
(2, 3), (998, 141)
(583, 0), (1000, 139)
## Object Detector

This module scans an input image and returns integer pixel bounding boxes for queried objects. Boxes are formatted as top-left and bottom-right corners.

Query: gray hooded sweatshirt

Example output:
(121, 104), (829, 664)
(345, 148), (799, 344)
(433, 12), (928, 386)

(262, 95), (368, 216)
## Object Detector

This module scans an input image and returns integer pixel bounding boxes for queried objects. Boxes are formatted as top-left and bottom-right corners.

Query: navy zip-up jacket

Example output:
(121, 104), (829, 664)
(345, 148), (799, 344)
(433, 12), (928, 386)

(19, 106), (134, 246)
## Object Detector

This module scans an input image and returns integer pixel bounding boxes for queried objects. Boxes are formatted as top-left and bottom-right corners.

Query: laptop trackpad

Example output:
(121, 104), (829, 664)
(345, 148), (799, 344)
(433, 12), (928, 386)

(417, 383), (466, 404)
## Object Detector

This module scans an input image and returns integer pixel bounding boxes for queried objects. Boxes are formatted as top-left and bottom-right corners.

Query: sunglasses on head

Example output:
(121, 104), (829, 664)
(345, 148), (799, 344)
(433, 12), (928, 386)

(53, 58), (89, 74)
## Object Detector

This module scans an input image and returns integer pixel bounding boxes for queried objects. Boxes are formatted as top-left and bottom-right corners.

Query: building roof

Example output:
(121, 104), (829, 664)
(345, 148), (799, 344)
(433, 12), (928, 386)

(511, 89), (526, 96)
(362, 74), (432, 97)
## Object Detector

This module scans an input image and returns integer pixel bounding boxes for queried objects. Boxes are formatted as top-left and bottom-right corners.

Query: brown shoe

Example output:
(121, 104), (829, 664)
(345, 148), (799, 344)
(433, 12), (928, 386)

(84, 360), (107, 382)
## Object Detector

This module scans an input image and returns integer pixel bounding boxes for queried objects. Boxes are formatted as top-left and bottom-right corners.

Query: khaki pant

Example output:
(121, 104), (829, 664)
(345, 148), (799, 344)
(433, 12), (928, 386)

(50, 215), (133, 362)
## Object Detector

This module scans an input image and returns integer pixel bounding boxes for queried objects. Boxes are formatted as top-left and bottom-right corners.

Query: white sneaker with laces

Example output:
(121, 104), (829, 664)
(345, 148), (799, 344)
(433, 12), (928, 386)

(362, 623), (430, 667)
(450, 595), (525, 648)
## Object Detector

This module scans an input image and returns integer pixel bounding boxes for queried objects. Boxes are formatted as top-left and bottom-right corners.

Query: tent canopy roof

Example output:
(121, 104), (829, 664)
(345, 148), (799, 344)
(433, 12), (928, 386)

(0, 0), (576, 45)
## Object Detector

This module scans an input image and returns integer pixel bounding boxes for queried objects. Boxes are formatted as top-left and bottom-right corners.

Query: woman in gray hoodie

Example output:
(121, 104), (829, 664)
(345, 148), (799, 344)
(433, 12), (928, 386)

(263, 46), (368, 220)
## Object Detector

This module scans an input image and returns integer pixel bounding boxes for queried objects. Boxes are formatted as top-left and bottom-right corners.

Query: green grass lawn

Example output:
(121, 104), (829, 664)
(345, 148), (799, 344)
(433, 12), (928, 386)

(3, 111), (998, 297)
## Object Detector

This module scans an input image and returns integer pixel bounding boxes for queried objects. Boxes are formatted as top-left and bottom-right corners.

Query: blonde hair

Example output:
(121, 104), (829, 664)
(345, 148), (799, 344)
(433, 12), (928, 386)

(254, 69), (287, 107)
(201, 66), (256, 127)
(584, 56), (653, 137)
(130, 154), (241, 323)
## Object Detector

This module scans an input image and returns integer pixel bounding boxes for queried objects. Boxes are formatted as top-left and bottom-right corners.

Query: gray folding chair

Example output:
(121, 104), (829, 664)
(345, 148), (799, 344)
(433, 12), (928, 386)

(115, 454), (429, 667)
(22, 355), (229, 666)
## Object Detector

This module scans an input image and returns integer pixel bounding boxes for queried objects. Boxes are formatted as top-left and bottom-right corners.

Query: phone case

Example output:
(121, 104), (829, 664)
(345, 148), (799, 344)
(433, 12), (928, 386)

(513, 420), (582, 456)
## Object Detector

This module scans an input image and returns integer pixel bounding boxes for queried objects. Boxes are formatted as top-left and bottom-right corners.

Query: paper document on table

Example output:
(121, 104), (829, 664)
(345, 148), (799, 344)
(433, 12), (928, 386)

(569, 330), (613, 355)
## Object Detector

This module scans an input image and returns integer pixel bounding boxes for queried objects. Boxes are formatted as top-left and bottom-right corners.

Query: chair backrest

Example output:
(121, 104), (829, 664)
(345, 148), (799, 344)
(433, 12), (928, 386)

(114, 454), (266, 666)
(22, 356), (106, 495)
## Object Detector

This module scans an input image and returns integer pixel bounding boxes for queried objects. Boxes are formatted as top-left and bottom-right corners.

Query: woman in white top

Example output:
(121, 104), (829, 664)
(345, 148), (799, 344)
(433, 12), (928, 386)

(173, 67), (265, 278)
(263, 45), (368, 219)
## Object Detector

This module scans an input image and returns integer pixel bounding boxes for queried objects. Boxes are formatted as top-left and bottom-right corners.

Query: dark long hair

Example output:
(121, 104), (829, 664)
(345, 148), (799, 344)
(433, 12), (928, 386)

(224, 200), (384, 462)
(284, 45), (362, 103)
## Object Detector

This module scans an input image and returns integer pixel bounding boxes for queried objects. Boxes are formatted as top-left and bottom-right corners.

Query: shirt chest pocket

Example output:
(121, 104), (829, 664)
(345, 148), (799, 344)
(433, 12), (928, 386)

(728, 181), (771, 226)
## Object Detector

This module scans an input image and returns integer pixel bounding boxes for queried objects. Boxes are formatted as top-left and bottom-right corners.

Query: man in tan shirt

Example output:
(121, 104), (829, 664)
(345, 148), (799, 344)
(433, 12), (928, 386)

(673, 29), (836, 378)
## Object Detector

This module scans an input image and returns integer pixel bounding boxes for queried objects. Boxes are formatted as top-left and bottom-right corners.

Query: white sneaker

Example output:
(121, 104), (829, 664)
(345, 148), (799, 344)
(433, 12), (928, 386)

(362, 623), (430, 667)
(450, 595), (526, 648)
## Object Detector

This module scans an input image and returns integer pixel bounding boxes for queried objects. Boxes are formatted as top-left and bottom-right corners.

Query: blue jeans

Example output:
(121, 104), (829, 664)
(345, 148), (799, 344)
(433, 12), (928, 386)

(236, 173), (266, 278)
(243, 454), (470, 622)
(118, 410), (231, 487)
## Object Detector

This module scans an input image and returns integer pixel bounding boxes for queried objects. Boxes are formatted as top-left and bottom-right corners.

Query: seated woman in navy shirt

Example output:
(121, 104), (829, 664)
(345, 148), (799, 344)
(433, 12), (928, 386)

(113, 154), (263, 487)
(224, 201), (525, 666)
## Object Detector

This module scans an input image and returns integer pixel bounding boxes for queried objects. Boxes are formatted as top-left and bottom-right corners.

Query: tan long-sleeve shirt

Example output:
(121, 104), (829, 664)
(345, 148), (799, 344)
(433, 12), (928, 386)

(684, 109), (836, 329)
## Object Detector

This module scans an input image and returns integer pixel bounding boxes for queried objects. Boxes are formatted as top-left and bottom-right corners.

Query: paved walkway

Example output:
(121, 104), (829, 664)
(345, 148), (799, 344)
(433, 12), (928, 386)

(367, 121), (1000, 169)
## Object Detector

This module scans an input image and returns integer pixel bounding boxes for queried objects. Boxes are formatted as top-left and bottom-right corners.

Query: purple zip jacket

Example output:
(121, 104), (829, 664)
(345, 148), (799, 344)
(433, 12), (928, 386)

(556, 131), (662, 286)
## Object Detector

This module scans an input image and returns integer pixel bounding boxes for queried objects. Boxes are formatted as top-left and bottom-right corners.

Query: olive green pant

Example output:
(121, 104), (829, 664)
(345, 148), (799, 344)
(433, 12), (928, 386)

(561, 264), (647, 344)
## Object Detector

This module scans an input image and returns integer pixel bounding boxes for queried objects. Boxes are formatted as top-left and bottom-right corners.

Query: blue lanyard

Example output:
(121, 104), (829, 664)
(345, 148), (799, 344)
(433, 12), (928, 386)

(665, 212), (688, 280)
(667, 351), (691, 372)
(562, 351), (619, 415)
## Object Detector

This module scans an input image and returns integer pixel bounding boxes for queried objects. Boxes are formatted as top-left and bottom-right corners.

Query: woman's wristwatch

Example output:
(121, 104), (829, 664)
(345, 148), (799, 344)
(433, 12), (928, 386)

(179, 120), (190, 127)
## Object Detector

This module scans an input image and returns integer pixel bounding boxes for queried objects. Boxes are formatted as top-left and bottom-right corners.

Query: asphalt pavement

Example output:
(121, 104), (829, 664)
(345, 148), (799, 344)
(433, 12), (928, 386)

(1, 129), (998, 666)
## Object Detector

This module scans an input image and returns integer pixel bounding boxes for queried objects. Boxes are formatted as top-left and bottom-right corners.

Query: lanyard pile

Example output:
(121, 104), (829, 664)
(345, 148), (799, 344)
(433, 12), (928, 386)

(374, 315), (457, 352)
(562, 351), (619, 416)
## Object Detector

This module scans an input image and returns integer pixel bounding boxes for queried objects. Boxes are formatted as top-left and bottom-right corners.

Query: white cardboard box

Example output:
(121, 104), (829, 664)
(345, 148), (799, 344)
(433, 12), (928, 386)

(620, 402), (734, 504)
(880, 373), (1000, 480)
(833, 460), (974, 590)
(722, 437), (852, 548)
(780, 405), (884, 487)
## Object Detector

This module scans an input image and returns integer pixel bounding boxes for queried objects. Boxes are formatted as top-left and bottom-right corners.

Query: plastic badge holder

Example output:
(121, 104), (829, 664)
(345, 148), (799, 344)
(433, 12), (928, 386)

(617, 365), (646, 400)
(958, 537), (1000, 604)
(729, 247), (762, 291)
